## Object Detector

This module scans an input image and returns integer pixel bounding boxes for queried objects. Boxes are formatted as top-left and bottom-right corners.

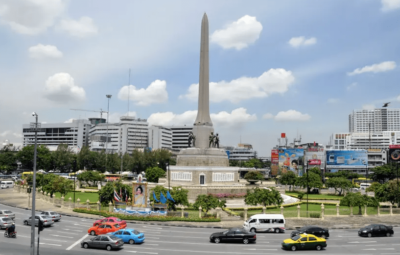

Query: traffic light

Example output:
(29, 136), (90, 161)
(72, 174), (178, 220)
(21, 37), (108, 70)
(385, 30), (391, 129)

(38, 220), (44, 232)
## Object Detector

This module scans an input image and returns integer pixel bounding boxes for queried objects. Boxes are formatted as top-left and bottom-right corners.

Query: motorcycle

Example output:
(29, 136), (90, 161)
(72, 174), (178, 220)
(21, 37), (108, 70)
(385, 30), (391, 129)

(4, 231), (17, 238)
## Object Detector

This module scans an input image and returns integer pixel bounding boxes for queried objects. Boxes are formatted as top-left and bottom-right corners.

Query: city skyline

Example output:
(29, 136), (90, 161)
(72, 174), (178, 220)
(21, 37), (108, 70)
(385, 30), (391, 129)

(1, 0), (400, 156)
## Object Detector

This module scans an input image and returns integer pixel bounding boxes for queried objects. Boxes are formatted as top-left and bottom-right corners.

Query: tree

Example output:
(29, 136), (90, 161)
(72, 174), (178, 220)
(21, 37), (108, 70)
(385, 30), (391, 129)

(295, 172), (323, 193)
(192, 194), (226, 215)
(52, 144), (73, 172)
(17, 145), (51, 170)
(366, 182), (381, 192)
(308, 167), (322, 176)
(325, 177), (352, 196)
(340, 192), (379, 215)
(244, 171), (264, 181)
(370, 164), (396, 183)
(279, 171), (297, 191)
(77, 171), (104, 187)
(98, 180), (132, 206)
(325, 170), (362, 180)
(375, 180), (400, 206)
(150, 185), (189, 210)
(77, 146), (91, 170)
(244, 187), (283, 207)
(40, 173), (58, 197)
(243, 158), (263, 169)
(52, 176), (74, 197)
(0, 150), (17, 173)
(146, 167), (165, 183)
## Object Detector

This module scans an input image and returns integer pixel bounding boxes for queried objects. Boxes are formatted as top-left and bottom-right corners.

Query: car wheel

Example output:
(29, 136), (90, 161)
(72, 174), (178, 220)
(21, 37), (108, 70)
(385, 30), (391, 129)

(368, 233), (372, 238)
(129, 239), (135, 244)
(90, 231), (96, 236)
(243, 238), (249, 244)
(106, 245), (112, 251)
(24, 221), (28, 225)
(291, 245), (297, 251)
(250, 228), (256, 233)
(214, 238), (220, 244)
(275, 228), (280, 233)
(316, 245), (322, 251)
(83, 243), (89, 249)
(386, 233), (392, 237)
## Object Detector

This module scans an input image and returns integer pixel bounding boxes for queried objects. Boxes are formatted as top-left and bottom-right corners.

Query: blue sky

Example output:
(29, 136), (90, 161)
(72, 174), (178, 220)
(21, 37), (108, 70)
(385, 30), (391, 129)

(0, 0), (399, 156)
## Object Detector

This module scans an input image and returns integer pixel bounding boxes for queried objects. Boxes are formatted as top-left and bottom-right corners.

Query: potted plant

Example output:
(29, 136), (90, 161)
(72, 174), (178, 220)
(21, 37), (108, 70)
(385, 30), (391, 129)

(244, 171), (264, 185)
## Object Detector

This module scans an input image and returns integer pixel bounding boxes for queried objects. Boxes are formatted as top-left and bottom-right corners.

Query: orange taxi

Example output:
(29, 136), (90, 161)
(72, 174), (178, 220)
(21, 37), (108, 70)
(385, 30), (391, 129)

(87, 222), (125, 236)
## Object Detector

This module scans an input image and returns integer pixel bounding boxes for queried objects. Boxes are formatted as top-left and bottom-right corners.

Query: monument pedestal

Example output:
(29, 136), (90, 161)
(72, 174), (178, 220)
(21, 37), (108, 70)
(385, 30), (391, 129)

(176, 147), (229, 167)
(192, 125), (213, 149)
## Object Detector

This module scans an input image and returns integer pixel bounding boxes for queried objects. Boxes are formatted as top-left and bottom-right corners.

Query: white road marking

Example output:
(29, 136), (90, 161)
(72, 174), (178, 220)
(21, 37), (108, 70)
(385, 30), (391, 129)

(124, 246), (274, 254)
(57, 231), (80, 234)
(40, 238), (68, 242)
(126, 252), (158, 255)
(348, 241), (377, 243)
(66, 234), (88, 250)
(144, 237), (160, 239)
(51, 234), (73, 238)
(40, 243), (61, 246)
(143, 226), (163, 229)
(244, 249), (277, 251)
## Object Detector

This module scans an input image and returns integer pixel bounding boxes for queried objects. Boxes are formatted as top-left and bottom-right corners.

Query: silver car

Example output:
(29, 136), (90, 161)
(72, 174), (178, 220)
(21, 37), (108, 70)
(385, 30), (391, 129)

(40, 211), (61, 222)
(23, 215), (54, 227)
(0, 210), (15, 220)
(81, 235), (124, 251)
(0, 217), (14, 229)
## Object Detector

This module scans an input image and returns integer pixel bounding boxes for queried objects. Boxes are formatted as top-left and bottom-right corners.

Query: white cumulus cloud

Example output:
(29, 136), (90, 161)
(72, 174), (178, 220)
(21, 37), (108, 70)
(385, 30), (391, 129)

(44, 73), (85, 103)
(210, 15), (263, 50)
(288, 36), (317, 48)
(347, 61), (396, 76)
(263, 113), (274, 119)
(28, 44), (63, 59)
(0, 0), (65, 35)
(211, 108), (257, 127)
(58, 16), (98, 38)
(381, 0), (400, 11)
(347, 82), (357, 91)
(274, 110), (311, 122)
(180, 68), (294, 103)
(118, 80), (168, 106)
(397, 95), (400, 101)
(148, 111), (197, 126)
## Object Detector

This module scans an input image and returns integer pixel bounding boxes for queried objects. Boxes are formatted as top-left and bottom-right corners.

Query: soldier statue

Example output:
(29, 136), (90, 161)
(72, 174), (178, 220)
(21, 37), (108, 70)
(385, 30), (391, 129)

(209, 132), (215, 147)
(188, 132), (196, 147)
(192, 133), (196, 147)
(214, 133), (219, 148)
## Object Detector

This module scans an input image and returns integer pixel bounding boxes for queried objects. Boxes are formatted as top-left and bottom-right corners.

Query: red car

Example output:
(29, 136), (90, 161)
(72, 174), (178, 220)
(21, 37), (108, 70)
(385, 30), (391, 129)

(87, 222), (125, 236)
(93, 217), (127, 228)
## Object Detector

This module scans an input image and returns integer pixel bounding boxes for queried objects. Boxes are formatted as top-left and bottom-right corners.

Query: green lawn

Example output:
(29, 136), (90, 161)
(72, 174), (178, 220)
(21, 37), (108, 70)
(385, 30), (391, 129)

(233, 203), (382, 218)
(53, 191), (99, 203)
(285, 192), (344, 200)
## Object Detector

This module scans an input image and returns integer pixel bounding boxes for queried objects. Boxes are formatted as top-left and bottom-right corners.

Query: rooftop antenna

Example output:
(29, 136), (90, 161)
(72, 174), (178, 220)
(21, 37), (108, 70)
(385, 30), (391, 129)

(127, 69), (131, 116)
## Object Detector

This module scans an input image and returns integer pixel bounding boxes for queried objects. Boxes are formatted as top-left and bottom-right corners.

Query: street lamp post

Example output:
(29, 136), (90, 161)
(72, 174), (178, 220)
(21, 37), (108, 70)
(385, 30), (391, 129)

(105, 95), (112, 172)
(30, 112), (40, 255)
(166, 160), (170, 191)
(306, 160), (309, 218)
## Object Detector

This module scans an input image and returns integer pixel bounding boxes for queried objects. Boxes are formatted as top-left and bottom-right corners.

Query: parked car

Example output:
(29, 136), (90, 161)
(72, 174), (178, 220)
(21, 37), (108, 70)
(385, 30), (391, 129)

(81, 235), (124, 251)
(209, 228), (256, 244)
(0, 217), (14, 229)
(358, 224), (394, 237)
(291, 226), (329, 239)
(0, 210), (15, 220)
(23, 215), (54, 227)
(282, 233), (327, 251)
(88, 223), (125, 236)
(40, 211), (61, 222)
(243, 214), (285, 233)
(93, 217), (127, 227)
(108, 228), (145, 244)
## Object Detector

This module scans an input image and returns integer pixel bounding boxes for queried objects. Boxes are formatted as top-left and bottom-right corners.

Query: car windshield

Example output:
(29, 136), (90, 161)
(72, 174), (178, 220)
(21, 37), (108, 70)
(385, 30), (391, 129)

(291, 236), (301, 241)
(133, 230), (140, 235)
(109, 236), (120, 240)
(222, 230), (229, 234)
(50, 212), (56, 215)
(4, 211), (12, 214)
(116, 218), (122, 222)
(114, 224), (120, 228)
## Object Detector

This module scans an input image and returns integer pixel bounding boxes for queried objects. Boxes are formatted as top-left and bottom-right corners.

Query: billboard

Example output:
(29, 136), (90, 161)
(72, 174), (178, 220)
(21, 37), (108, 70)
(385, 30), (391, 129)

(271, 149), (279, 176)
(326, 150), (368, 169)
(389, 146), (400, 162)
(305, 150), (325, 169)
(278, 149), (304, 176)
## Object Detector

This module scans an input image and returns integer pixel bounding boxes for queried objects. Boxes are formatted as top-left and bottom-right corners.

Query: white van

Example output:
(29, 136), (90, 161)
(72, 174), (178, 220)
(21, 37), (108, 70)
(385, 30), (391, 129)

(0, 181), (14, 189)
(360, 183), (371, 190)
(243, 214), (285, 233)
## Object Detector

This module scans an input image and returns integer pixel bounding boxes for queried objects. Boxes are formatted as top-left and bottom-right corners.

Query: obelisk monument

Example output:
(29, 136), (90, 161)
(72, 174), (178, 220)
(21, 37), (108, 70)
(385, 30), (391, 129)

(192, 13), (214, 149)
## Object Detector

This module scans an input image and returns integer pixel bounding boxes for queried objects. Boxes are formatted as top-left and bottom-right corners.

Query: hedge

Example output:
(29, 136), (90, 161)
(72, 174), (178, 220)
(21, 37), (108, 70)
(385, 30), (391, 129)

(229, 202), (302, 211)
(72, 209), (221, 222)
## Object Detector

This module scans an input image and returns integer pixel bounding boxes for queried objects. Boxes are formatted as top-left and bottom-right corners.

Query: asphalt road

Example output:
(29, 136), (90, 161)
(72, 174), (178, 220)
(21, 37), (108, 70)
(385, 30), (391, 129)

(1, 201), (400, 255)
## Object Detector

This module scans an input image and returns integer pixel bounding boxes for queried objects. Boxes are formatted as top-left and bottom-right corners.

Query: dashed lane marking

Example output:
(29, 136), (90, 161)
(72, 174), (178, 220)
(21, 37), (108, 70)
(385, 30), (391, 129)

(50, 234), (74, 238)
(40, 243), (62, 246)
(126, 251), (158, 255)
(66, 234), (88, 251)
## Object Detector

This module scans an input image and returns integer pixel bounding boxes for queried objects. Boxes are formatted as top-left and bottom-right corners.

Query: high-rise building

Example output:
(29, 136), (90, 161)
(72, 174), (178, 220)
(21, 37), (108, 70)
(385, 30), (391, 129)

(331, 131), (400, 150)
(167, 125), (193, 152)
(148, 126), (172, 150)
(349, 108), (400, 133)
(22, 119), (91, 151)
(89, 116), (148, 154)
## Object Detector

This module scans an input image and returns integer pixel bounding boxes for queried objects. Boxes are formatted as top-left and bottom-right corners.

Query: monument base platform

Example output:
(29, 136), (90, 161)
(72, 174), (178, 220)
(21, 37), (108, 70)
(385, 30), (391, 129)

(176, 147), (229, 167)
(169, 165), (239, 186)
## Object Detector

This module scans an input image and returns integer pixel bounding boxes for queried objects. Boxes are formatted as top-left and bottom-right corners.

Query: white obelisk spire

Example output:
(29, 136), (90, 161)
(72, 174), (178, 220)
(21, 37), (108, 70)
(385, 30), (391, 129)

(193, 13), (214, 149)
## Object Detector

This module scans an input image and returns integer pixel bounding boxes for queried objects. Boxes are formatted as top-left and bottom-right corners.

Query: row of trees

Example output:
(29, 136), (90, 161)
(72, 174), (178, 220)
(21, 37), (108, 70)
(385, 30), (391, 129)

(229, 158), (270, 168)
(0, 144), (173, 174)
(25, 173), (74, 197)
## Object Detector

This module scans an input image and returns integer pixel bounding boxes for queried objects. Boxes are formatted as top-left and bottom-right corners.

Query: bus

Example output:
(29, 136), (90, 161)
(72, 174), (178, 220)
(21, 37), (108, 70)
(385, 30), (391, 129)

(104, 174), (121, 182)
(21, 172), (34, 179)
(352, 177), (373, 187)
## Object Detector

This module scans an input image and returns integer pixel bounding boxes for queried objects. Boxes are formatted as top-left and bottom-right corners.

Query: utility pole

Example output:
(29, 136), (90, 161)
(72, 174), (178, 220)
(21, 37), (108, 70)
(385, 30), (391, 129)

(106, 95), (112, 172)
(30, 112), (40, 255)
(306, 160), (309, 218)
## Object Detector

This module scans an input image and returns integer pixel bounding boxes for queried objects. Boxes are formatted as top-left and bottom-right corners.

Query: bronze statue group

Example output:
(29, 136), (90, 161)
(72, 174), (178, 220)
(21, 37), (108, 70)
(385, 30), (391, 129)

(187, 131), (219, 148)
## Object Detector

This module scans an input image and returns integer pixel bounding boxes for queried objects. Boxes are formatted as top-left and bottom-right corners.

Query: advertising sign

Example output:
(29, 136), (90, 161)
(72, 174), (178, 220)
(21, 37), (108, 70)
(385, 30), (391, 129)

(271, 149), (279, 164)
(305, 150), (325, 169)
(389, 145), (400, 149)
(389, 147), (400, 162)
(308, 159), (321, 165)
(326, 150), (368, 169)
(278, 149), (304, 176)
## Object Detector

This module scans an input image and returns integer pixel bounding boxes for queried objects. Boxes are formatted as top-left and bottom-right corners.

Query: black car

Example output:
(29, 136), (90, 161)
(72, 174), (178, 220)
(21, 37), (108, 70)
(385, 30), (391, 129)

(291, 226), (329, 239)
(358, 224), (394, 237)
(210, 228), (256, 244)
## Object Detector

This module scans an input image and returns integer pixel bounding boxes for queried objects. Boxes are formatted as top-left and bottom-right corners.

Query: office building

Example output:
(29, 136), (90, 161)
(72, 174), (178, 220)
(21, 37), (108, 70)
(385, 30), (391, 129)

(167, 125), (193, 152)
(349, 108), (400, 133)
(228, 144), (257, 161)
(22, 119), (91, 151)
(89, 116), (148, 154)
(148, 126), (172, 150)
(331, 131), (400, 150)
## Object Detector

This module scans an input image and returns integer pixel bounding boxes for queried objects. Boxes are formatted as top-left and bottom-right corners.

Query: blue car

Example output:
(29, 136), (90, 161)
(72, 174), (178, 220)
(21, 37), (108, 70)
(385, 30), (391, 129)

(109, 228), (145, 244)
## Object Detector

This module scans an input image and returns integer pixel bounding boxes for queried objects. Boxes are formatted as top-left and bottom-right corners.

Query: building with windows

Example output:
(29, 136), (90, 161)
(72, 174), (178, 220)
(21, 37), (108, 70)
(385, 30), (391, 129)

(228, 144), (257, 161)
(89, 116), (148, 154)
(331, 132), (400, 150)
(167, 125), (193, 152)
(148, 126), (172, 150)
(22, 119), (91, 151)
(349, 108), (400, 133)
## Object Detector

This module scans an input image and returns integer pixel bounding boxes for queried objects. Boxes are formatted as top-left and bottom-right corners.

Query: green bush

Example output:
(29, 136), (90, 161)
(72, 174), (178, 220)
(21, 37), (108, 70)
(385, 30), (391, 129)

(244, 171), (264, 181)
(72, 208), (220, 222)
(309, 213), (321, 218)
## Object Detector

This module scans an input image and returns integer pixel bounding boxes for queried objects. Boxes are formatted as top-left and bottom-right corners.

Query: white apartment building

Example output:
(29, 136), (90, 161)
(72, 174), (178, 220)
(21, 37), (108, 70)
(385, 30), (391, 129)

(89, 116), (148, 154)
(148, 126), (172, 150)
(228, 144), (257, 161)
(22, 119), (91, 151)
(349, 108), (400, 133)
(167, 125), (193, 152)
(332, 132), (400, 150)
